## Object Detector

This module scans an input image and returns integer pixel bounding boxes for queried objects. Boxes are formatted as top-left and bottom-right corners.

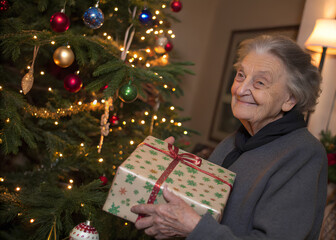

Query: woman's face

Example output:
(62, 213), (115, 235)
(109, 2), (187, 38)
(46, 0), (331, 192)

(231, 50), (296, 134)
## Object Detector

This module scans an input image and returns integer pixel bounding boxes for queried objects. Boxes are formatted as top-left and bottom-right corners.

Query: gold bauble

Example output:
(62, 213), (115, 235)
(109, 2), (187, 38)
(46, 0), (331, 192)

(53, 46), (75, 68)
(21, 69), (34, 95)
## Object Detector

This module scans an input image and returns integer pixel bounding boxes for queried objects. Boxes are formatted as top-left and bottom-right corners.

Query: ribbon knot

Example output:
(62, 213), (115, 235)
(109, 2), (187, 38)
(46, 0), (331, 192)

(167, 143), (202, 167)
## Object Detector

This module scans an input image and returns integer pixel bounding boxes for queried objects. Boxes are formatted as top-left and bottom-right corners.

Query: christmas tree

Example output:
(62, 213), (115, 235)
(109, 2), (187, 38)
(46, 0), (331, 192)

(0, 0), (195, 239)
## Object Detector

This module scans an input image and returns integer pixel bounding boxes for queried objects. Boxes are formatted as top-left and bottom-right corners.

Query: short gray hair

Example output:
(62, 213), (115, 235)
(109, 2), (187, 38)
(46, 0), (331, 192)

(235, 35), (322, 113)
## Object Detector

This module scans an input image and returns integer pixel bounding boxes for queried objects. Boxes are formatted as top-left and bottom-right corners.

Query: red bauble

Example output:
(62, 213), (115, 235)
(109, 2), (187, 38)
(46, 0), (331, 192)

(50, 12), (70, 32)
(170, 0), (182, 12)
(0, 0), (9, 11)
(109, 115), (119, 126)
(165, 42), (173, 52)
(99, 176), (108, 185)
(64, 74), (82, 93)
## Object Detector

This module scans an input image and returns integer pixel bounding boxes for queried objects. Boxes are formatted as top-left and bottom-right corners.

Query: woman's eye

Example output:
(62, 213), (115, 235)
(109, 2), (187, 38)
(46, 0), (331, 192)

(235, 71), (245, 80)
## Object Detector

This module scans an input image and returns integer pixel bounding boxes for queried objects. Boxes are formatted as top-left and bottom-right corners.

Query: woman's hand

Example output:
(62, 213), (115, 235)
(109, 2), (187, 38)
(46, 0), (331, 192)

(131, 185), (201, 239)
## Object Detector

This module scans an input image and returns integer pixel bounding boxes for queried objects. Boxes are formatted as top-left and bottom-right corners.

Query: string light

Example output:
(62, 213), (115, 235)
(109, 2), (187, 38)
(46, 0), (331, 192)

(153, 115), (158, 120)
(155, 10), (160, 15)
(67, 185), (72, 189)
(54, 121), (59, 125)
(177, 122), (182, 127)
(120, 47), (124, 51)
(130, 140), (134, 145)
(141, 36), (145, 40)
(81, 203), (85, 207)
(131, 119), (135, 123)
(170, 106), (175, 110)
(69, 179), (74, 183)
(15, 187), (21, 191)
(122, 121), (126, 125)
(168, 30), (173, 34)
(146, 48), (151, 53)
(0, 86), (2, 91)
(164, 85), (168, 88)
(172, 88), (176, 92)
(0, 177), (4, 182)
(125, 222), (128, 226)
(146, 63), (151, 67)
(6, 118), (10, 123)
(144, 111), (149, 115)
(98, 158), (104, 163)
(152, 16), (156, 20)
(78, 101), (82, 105)
(114, 7), (118, 11)
(103, 32), (107, 36)
(171, 34), (176, 38)
(101, 99), (105, 103)
(154, 31), (159, 35)
(27, 65), (31, 69)
(107, 36), (112, 40)
(162, 4), (166, 8)
(112, 165), (116, 169)
(33, 35), (37, 39)
(48, 87), (52, 92)
(141, 120), (145, 124)
(119, 151), (123, 155)
(162, 118), (166, 122)
(80, 143), (84, 147)
(92, 99), (98, 105)
(30, 219), (35, 223)
(40, 71), (45, 75)
(170, 119), (174, 123)
(159, 20), (163, 24)
(51, 41), (55, 45)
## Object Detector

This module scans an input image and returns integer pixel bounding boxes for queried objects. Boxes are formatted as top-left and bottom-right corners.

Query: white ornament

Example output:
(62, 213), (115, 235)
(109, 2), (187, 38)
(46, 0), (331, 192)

(69, 220), (99, 240)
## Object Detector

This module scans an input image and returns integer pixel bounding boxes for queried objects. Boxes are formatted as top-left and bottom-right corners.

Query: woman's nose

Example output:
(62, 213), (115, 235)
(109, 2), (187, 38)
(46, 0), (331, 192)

(235, 77), (252, 95)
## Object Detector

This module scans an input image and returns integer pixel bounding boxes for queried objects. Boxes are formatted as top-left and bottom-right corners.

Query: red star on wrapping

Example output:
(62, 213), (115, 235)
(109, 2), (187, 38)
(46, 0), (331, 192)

(119, 187), (127, 195)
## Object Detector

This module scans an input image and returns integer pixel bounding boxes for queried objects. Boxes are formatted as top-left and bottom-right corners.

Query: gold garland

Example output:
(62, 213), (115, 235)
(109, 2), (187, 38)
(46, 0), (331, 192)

(23, 101), (103, 119)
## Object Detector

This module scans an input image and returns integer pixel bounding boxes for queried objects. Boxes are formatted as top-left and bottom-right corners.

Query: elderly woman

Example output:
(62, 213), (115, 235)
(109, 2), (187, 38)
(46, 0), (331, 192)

(131, 35), (328, 240)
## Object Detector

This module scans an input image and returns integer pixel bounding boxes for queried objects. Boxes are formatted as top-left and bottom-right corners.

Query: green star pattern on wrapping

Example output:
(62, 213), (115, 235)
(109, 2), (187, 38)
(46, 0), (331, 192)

(173, 170), (184, 177)
(217, 168), (225, 173)
(179, 184), (186, 188)
(137, 198), (146, 204)
(191, 204), (195, 208)
(121, 198), (130, 206)
(201, 200), (211, 206)
(145, 160), (152, 165)
(157, 165), (165, 171)
(203, 177), (210, 182)
(155, 139), (165, 145)
(124, 164), (135, 170)
(186, 192), (193, 197)
(207, 162), (215, 166)
(229, 178), (234, 184)
(165, 177), (173, 184)
(214, 179), (224, 185)
(125, 174), (137, 184)
(141, 149), (145, 152)
(230, 173), (235, 177)
(187, 180), (197, 186)
(207, 209), (214, 215)
(215, 192), (223, 198)
(148, 174), (157, 180)
(199, 194), (205, 197)
(134, 190), (139, 195)
(144, 181), (154, 192)
(135, 154), (142, 159)
(158, 189), (163, 197)
(163, 156), (170, 161)
(187, 167), (198, 174)
(108, 203), (120, 215)
(140, 166), (145, 169)
(149, 150), (158, 156)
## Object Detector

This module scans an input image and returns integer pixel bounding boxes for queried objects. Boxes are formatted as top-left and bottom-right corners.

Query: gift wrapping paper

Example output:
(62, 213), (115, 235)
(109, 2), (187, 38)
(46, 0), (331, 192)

(103, 136), (236, 222)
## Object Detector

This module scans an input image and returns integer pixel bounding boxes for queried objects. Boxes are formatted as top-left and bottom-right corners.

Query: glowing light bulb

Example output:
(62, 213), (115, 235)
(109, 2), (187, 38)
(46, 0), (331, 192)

(170, 106), (175, 110)
(168, 30), (173, 34)
(171, 34), (176, 38)
(153, 115), (158, 120)
(98, 158), (104, 163)
(114, 7), (118, 11)
(54, 121), (58, 125)
(141, 120), (145, 124)
(0, 177), (4, 182)
(130, 140), (134, 145)
(69, 179), (74, 183)
(184, 131), (188, 135)
(15, 187), (21, 191)
(48, 87), (52, 91)
(155, 10), (160, 15)
(162, 4), (166, 8)
(92, 99), (97, 105)
(51, 41), (55, 45)
(144, 111), (149, 115)
(30, 219), (35, 223)
(146, 63), (151, 67)
(103, 32), (107, 36)
(141, 36), (145, 40)
(67, 185), (72, 189)
(146, 48), (151, 53)
(40, 71), (45, 75)
(78, 101), (82, 105)
(33, 35), (37, 39)
(170, 119), (174, 123)
(177, 122), (182, 127)
(162, 118), (166, 122)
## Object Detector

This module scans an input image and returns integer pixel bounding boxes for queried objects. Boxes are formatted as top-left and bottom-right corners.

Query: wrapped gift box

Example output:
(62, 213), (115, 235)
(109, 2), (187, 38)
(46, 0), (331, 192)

(103, 136), (236, 222)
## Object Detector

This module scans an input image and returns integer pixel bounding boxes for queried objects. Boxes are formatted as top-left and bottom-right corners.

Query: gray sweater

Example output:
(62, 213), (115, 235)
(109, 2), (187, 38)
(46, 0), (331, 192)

(187, 128), (328, 240)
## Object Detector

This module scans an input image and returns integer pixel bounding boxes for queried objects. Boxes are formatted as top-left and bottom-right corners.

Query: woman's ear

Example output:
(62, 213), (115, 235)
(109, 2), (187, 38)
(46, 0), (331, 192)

(282, 94), (297, 112)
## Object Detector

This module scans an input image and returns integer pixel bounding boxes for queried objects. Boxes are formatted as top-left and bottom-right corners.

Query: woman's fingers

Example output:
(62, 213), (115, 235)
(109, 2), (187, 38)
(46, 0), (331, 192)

(164, 136), (175, 145)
